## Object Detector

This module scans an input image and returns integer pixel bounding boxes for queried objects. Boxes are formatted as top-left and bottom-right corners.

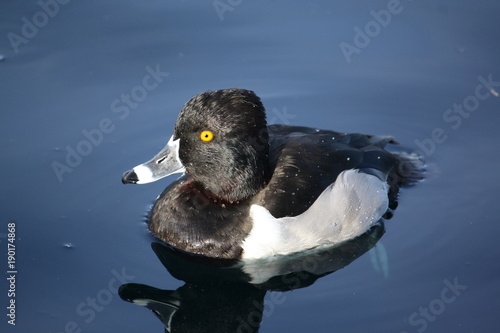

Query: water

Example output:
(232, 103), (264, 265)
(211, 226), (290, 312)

(1, 0), (500, 332)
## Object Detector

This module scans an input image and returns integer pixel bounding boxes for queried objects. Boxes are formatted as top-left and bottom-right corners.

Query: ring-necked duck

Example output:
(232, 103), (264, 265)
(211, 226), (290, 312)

(122, 89), (423, 260)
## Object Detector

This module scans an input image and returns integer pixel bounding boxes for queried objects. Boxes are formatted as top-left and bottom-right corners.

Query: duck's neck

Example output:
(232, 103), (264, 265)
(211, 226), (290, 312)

(198, 144), (271, 203)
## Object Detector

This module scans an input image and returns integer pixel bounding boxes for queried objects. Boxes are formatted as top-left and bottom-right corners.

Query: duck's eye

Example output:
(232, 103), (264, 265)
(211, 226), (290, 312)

(200, 130), (214, 142)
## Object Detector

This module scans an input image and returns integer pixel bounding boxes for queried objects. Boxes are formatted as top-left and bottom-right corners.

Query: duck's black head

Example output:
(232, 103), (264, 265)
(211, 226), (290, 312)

(122, 89), (271, 201)
(173, 89), (271, 202)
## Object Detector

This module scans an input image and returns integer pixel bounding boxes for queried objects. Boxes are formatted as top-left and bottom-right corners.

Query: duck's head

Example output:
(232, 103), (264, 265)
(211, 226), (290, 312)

(122, 88), (271, 202)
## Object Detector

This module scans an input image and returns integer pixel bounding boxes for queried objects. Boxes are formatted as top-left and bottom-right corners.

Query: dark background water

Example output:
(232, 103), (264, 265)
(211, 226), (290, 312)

(1, 0), (500, 332)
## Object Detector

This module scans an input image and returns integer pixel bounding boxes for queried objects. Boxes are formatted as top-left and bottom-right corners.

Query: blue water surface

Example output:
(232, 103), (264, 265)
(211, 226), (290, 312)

(1, 0), (500, 332)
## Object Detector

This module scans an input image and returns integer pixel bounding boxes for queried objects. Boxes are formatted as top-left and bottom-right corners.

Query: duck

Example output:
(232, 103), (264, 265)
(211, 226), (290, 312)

(122, 88), (422, 260)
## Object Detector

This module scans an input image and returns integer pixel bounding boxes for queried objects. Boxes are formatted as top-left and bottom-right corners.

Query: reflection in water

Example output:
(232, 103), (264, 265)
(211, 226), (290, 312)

(120, 282), (265, 332)
(119, 224), (384, 332)
(369, 241), (389, 278)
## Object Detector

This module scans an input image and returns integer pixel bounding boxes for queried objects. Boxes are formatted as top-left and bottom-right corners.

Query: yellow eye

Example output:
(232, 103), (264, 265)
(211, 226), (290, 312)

(200, 130), (214, 142)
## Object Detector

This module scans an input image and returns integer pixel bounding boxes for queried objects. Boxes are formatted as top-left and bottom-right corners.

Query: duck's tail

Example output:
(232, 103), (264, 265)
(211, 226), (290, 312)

(384, 152), (425, 215)
(393, 152), (426, 185)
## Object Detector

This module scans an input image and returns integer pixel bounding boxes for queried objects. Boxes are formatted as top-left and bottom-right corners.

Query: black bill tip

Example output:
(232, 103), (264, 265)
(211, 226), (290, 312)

(122, 169), (139, 184)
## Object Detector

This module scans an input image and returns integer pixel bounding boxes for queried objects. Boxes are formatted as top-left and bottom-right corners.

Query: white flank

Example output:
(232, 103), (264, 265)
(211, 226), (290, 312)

(242, 169), (389, 260)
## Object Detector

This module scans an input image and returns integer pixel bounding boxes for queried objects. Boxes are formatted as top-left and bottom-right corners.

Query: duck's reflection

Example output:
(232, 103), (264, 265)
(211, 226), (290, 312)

(119, 223), (384, 332)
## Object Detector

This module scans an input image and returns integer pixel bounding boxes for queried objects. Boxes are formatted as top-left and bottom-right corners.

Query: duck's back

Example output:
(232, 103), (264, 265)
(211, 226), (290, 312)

(252, 125), (398, 218)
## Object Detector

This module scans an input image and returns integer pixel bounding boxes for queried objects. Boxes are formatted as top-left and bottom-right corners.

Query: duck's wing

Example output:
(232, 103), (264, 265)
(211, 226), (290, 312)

(254, 125), (397, 219)
(267, 124), (396, 149)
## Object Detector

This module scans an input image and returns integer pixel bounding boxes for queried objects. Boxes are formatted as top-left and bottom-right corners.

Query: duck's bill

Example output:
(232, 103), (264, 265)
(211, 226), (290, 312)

(122, 135), (185, 184)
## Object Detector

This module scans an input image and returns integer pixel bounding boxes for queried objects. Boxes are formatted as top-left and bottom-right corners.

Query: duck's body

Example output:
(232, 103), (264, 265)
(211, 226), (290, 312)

(122, 89), (422, 259)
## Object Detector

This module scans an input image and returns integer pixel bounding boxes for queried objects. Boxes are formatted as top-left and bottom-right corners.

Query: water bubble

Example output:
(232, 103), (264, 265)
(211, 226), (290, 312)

(0, 55), (5, 62)
(63, 242), (74, 248)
